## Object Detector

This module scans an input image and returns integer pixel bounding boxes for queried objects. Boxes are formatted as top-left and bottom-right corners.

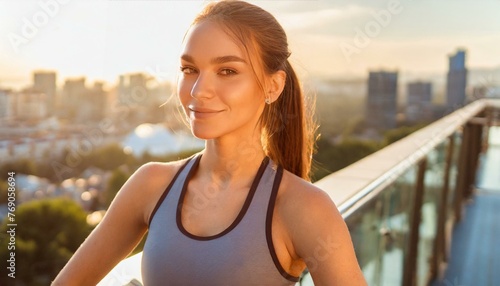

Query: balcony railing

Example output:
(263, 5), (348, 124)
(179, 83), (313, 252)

(314, 98), (500, 285)
(99, 98), (500, 286)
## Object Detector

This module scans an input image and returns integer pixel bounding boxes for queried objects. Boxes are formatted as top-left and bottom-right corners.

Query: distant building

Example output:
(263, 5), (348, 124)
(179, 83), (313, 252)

(62, 78), (107, 122)
(472, 86), (488, 100)
(129, 73), (147, 89)
(446, 49), (467, 110)
(366, 71), (398, 130)
(87, 82), (107, 120)
(0, 89), (16, 121)
(17, 91), (47, 121)
(116, 73), (167, 123)
(33, 71), (57, 115)
(472, 85), (500, 99)
(119, 73), (148, 106)
(406, 81), (433, 123)
(62, 78), (86, 119)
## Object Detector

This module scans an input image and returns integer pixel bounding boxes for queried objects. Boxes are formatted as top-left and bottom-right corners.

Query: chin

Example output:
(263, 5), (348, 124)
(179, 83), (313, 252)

(190, 125), (220, 140)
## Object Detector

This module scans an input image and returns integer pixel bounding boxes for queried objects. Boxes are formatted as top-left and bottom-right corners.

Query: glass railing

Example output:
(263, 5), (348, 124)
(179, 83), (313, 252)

(311, 98), (500, 286)
(100, 99), (500, 286)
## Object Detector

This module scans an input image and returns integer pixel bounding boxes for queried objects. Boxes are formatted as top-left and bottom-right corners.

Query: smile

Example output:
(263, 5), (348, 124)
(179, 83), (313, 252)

(188, 107), (224, 119)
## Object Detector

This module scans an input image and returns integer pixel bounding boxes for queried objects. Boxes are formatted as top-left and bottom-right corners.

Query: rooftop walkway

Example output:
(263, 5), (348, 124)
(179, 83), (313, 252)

(432, 127), (500, 286)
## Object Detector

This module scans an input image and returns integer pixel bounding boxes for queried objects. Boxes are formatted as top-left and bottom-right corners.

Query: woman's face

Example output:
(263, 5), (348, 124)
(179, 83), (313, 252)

(177, 20), (266, 140)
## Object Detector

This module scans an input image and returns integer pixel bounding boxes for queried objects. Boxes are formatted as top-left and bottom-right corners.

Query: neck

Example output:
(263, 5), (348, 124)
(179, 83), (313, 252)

(198, 132), (266, 190)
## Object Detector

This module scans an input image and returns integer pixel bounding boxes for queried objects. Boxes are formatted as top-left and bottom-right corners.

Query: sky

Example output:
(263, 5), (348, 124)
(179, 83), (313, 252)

(1, 0), (500, 90)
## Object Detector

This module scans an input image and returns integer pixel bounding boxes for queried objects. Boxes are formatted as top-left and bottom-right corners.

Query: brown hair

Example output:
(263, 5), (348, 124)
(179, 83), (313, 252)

(192, 0), (316, 181)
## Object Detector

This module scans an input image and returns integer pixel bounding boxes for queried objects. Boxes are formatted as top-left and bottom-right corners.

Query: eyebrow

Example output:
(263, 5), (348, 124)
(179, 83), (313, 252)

(181, 54), (247, 65)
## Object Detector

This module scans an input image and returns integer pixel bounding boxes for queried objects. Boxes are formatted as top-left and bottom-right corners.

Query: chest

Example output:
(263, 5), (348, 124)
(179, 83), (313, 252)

(180, 180), (251, 237)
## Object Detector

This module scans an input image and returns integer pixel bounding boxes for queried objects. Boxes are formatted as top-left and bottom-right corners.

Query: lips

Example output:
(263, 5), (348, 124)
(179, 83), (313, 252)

(188, 105), (224, 119)
(189, 107), (222, 113)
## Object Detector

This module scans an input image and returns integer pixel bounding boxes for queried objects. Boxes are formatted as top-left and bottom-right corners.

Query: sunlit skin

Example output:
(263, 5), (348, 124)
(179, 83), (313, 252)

(175, 22), (288, 243)
(52, 18), (366, 286)
(178, 21), (267, 142)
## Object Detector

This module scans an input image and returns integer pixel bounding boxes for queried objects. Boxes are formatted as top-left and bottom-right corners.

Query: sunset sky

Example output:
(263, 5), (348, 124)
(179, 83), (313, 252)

(1, 0), (499, 89)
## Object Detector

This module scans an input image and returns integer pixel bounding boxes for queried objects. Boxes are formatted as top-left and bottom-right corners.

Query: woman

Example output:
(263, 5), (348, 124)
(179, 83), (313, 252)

(53, 1), (366, 285)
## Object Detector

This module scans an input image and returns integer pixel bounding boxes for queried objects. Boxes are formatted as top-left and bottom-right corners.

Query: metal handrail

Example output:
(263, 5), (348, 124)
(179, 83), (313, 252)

(315, 99), (491, 219)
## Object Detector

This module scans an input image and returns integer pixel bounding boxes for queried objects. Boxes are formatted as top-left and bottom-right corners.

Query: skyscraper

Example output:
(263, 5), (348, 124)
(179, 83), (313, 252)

(33, 71), (56, 115)
(366, 71), (398, 130)
(62, 78), (86, 119)
(406, 81), (433, 123)
(446, 49), (467, 110)
(17, 91), (47, 121)
(0, 89), (15, 121)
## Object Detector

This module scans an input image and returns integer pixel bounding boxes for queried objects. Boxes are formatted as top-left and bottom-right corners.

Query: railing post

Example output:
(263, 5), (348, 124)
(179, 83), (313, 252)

(483, 106), (493, 152)
(403, 158), (427, 286)
(454, 120), (483, 221)
(429, 135), (455, 282)
(465, 122), (483, 199)
(454, 123), (470, 222)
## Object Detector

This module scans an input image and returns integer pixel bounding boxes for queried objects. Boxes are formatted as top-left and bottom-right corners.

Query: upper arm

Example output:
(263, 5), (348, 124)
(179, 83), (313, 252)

(52, 162), (176, 286)
(288, 187), (367, 286)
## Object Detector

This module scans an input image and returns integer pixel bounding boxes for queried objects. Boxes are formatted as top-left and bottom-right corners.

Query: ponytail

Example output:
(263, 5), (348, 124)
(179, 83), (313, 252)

(262, 60), (315, 181)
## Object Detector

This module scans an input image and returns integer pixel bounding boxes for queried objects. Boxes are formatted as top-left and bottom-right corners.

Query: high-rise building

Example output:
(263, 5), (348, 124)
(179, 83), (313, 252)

(366, 71), (398, 130)
(33, 71), (56, 114)
(62, 78), (86, 119)
(61, 78), (108, 122)
(446, 49), (467, 110)
(406, 81), (433, 123)
(88, 81), (107, 120)
(17, 91), (47, 120)
(0, 89), (16, 121)
(118, 73), (148, 105)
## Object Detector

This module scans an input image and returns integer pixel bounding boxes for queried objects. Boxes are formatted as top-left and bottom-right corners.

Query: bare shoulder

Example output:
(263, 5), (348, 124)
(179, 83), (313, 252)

(275, 169), (344, 254)
(115, 156), (193, 226)
(276, 170), (340, 224)
(134, 157), (189, 185)
(276, 170), (367, 285)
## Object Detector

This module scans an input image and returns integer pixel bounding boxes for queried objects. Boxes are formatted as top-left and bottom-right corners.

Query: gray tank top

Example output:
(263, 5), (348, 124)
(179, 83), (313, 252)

(142, 153), (299, 285)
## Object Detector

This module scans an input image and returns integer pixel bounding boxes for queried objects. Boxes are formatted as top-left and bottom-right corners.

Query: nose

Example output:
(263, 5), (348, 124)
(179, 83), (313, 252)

(190, 72), (214, 99)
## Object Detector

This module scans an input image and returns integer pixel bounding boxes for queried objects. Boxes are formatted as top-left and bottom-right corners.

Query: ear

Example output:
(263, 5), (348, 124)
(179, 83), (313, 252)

(266, 70), (286, 103)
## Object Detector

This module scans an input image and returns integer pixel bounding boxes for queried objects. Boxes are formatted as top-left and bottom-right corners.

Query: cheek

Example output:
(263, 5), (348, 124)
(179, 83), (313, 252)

(223, 79), (262, 107)
(177, 78), (192, 106)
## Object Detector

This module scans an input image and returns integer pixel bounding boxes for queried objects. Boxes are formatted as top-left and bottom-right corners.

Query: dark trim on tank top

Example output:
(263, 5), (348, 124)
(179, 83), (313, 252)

(176, 155), (270, 241)
(265, 166), (301, 282)
(147, 154), (198, 227)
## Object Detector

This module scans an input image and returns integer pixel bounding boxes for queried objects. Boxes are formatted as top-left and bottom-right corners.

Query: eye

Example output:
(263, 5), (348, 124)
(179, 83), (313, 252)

(180, 66), (197, 74)
(219, 68), (237, 76)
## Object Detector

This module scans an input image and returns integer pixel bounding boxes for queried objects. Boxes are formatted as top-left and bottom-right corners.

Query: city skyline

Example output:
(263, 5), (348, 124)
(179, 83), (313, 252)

(1, 0), (500, 90)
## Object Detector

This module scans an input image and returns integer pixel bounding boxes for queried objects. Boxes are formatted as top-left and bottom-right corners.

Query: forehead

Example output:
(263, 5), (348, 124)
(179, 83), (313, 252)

(181, 21), (248, 61)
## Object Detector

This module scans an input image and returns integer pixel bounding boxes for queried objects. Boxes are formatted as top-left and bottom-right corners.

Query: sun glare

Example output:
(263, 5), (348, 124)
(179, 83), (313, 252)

(135, 123), (155, 138)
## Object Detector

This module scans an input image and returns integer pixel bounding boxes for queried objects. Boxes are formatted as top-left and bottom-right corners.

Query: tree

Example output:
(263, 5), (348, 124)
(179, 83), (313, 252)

(313, 137), (381, 181)
(383, 123), (427, 146)
(87, 143), (131, 171)
(0, 198), (92, 285)
(0, 159), (36, 180)
(0, 180), (8, 204)
(103, 168), (130, 208)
